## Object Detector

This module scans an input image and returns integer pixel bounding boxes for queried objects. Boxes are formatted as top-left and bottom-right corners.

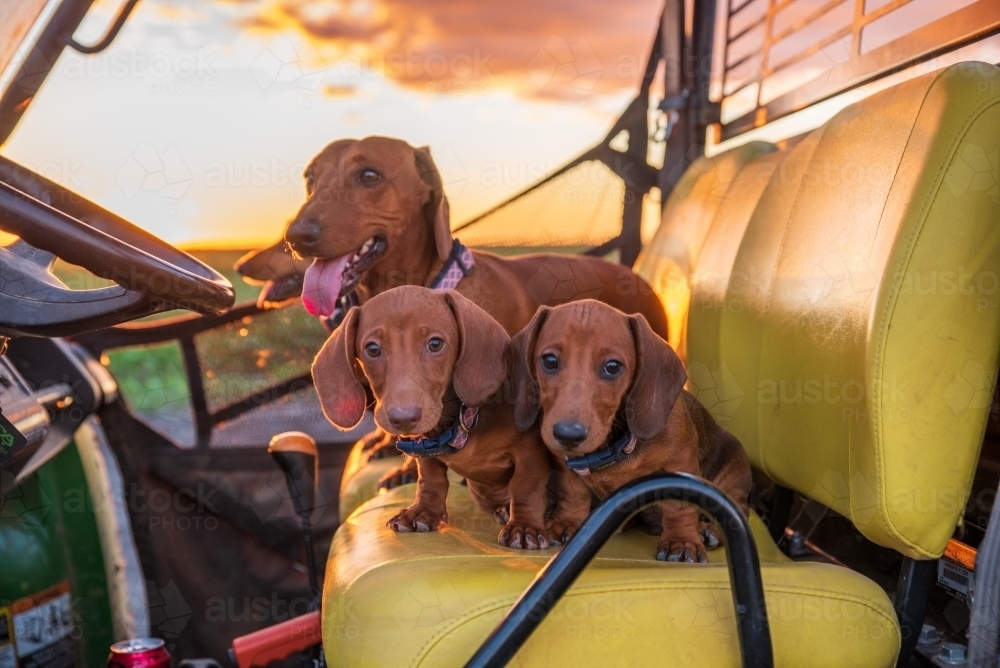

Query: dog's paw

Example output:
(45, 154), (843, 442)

(655, 540), (709, 563)
(377, 461), (418, 490)
(494, 506), (510, 525)
(544, 519), (580, 546)
(387, 506), (446, 533)
(498, 523), (549, 550)
(699, 522), (722, 550)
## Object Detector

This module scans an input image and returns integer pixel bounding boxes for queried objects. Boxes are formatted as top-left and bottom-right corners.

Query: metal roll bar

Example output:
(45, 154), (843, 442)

(465, 473), (774, 668)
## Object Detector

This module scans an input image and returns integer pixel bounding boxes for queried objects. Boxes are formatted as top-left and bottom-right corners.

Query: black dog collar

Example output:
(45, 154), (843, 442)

(564, 428), (637, 476)
(322, 291), (360, 332)
(395, 405), (480, 458)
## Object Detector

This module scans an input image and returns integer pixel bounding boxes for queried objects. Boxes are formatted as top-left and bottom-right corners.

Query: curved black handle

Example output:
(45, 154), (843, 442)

(271, 450), (317, 518)
(66, 0), (141, 54)
(465, 473), (774, 668)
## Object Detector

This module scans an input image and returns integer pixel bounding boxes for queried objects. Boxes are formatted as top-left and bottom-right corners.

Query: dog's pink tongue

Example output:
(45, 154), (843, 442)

(302, 255), (349, 317)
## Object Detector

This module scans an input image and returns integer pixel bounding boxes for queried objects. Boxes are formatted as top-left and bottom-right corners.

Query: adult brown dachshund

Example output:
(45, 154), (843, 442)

(239, 136), (668, 335)
(240, 136), (668, 483)
(312, 286), (557, 549)
(510, 300), (752, 562)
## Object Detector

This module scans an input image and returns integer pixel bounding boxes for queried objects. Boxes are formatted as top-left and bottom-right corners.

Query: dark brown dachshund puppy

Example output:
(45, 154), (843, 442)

(511, 300), (752, 562)
(313, 286), (553, 549)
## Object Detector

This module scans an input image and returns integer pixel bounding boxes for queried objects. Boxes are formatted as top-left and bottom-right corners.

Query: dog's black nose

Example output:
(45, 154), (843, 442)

(388, 406), (423, 432)
(285, 218), (322, 252)
(552, 420), (588, 447)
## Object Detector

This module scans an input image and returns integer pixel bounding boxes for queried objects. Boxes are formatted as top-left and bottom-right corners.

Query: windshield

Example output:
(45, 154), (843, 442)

(1, 0), (663, 251)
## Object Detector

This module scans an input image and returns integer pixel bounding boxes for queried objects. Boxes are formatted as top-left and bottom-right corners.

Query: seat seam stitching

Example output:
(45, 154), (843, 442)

(873, 93), (1000, 556)
(756, 127), (828, 480)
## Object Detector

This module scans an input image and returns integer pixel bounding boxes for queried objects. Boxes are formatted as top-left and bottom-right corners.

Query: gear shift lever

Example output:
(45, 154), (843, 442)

(268, 431), (321, 598)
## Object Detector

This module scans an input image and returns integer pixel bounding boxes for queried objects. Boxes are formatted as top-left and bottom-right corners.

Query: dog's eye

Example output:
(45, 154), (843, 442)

(540, 353), (559, 372)
(427, 337), (444, 353)
(364, 342), (381, 358)
(304, 171), (315, 193)
(358, 168), (382, 185)
(602, 360), (623, 378)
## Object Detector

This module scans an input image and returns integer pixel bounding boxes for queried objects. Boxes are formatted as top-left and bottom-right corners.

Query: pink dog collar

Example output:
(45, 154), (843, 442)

(430, 240), (476, 292)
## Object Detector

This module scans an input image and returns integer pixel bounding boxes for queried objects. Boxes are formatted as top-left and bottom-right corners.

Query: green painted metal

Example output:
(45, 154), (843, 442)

(0, 441), (115, 667)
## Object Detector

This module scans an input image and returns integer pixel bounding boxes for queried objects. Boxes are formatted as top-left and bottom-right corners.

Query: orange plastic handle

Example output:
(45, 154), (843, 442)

(231, 611), (322, 668)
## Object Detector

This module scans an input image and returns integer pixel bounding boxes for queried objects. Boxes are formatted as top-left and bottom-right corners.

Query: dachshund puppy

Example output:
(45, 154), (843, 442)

(511, 300), (752, 562)
(313, 286), (553, 549)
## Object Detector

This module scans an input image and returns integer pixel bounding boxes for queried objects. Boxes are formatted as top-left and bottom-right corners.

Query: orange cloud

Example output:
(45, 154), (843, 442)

(322, 83), (357, 96)
(245, 0), (662, 100)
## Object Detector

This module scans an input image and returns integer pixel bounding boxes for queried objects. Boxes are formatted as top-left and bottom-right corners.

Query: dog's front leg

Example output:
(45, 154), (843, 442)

(466, 482), (511, 524)
(500, 441), (552, 550)
(387, 457), (450, 532)
(377, 457), (418, 489)
(656, 501), (708, 563)
(544, 460), (593, 545)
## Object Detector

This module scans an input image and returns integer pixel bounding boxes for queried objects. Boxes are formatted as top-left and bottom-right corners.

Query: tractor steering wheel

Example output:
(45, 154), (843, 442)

(0, 157), (235, 338)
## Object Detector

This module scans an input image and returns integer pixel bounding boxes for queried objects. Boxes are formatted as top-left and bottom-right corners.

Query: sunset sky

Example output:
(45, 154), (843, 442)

(2, 0), (662, 249)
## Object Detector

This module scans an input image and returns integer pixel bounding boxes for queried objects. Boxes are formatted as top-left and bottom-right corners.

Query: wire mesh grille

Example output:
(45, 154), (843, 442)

(454, 160), (626, 251)
(106, 341), (196, 447)
(210, 386), (371, 448)
(195, 304), (329, 414)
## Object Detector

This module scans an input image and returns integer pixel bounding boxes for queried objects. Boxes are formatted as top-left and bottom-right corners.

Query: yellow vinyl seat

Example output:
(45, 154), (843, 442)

(326, 62), (1000, 666)
(325, 482), (897, 667)
(338, 442), (404, 524)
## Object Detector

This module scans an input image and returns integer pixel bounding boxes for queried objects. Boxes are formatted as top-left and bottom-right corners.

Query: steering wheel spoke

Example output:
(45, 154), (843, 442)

(8, 239), (56, 269)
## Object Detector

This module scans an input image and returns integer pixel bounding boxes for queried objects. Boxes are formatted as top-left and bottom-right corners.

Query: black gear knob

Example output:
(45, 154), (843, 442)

(268, 431), (318, 518)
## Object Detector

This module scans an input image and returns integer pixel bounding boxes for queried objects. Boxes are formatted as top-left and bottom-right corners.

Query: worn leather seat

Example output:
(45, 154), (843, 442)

(326, 62), (1000, 666)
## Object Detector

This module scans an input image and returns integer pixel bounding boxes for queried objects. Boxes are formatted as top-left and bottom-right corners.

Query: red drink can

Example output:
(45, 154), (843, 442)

(107, 638), (171, 668)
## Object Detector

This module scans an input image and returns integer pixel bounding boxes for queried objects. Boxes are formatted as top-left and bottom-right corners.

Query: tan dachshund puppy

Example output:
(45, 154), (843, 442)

(312, 286), (554, 549)
(511, 300), (752, 562)
(242, 136), (669, 487)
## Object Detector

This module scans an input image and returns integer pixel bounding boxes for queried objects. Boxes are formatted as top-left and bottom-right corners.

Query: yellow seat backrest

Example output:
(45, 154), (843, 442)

(635, 140), (777, 361)
(638, 63), (1000, 560)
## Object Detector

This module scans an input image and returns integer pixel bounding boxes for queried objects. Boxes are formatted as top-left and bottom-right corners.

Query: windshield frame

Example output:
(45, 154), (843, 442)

(0, 0), (95, 146)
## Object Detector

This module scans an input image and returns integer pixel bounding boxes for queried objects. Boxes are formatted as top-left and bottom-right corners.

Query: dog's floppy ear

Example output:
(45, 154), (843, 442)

(625, 314), (686, 440)
(443, 291), (509, 407)
(235, 239), (310, 282)
(509, 306), (550, 431)
(414, 145), (453, 262)
(312, 307), (367, 429)
(236, 239), (311, 309)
